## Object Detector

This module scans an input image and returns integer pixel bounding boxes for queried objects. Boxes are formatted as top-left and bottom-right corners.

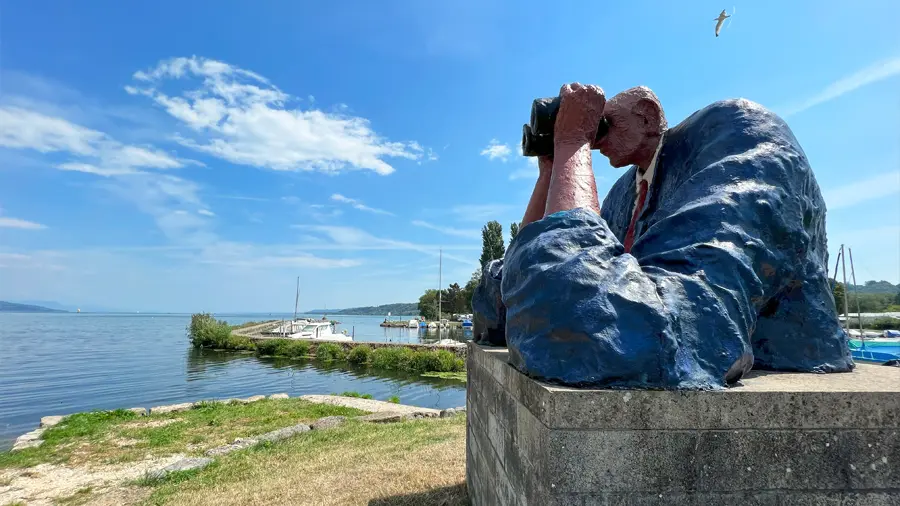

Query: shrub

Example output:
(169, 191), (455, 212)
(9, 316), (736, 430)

(372, 347), (415, 370)
(225, 335), (256, 351)
(870, 317), (900, 330)
(188, 313), (234, 348)
(283, 340), (310, 358)
(315, 343), (346, 361)
(255, 339), (281, 356)
(256, 339), (309, 357)
(347, 345), (374, 365)
(339, 391), (373, 399)
(387, 396), (400, 404)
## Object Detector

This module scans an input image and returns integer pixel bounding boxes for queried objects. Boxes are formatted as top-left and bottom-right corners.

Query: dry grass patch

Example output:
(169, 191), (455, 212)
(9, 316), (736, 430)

(145, 416), (468, 506)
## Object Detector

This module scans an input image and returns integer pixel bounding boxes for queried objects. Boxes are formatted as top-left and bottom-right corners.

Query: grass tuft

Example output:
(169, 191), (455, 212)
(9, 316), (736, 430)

(338, 391), (373, 400)
(347, 344), (374, 364)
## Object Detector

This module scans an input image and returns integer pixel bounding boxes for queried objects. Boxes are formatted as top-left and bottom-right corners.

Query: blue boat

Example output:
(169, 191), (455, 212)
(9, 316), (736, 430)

(848, 338), (900, 364)
(419, 320), (428, 329)
(461, 319), (473, 329)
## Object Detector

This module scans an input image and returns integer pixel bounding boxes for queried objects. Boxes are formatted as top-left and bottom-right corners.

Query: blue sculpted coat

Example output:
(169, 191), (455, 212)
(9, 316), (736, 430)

(472, 99), (854, 389)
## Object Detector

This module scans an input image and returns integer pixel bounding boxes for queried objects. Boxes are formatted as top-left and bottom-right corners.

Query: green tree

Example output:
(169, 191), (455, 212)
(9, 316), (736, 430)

(443, 282), (464, 315)
(418, 289), (440, 321)
(894, 290), (900, 306)
(461, 269), (482, 314)
(509, 222), (520, 243)
(479, 221), (505, 270)
(831, 280), (846, 315)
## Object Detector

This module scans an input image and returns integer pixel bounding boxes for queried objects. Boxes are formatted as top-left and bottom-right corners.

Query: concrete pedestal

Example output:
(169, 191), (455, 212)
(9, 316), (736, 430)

(465, 343), (900, 505)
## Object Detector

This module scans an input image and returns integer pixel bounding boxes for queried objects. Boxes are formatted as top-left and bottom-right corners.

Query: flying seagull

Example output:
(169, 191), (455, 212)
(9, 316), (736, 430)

(714, 9), (731, 37)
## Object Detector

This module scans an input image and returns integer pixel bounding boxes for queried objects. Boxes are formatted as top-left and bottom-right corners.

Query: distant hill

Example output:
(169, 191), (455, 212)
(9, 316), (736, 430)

(0, 301), (68, 313)
(849, 281), (900, 294)
(306, 303), (419, 316)
(10, 300), (130, 313)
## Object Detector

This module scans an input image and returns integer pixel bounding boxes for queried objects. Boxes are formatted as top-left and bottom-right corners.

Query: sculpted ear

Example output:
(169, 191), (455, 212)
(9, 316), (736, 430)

(634, 98), (662, 131)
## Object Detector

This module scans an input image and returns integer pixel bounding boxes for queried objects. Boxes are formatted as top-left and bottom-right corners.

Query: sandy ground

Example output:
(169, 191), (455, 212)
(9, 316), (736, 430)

(0, 454), (184, 505)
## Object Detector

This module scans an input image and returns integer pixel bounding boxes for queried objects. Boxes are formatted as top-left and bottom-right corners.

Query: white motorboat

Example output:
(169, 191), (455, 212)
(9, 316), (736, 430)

(408, 319), (419, 328)
(290, 321), (352, 342)
(436, 338), (464, 346)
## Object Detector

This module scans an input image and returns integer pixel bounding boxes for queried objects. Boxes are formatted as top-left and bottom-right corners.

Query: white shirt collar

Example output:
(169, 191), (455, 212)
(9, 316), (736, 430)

(636, 132), (665, 192)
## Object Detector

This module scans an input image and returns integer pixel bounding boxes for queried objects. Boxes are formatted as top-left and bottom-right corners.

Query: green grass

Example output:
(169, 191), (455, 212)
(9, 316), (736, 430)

(420, 371), (467, 382)
(255, 339), (309, 358)
(0, 400), (364, 470)
(387, 396), (400, 404)
(337, 391), (373, 400)
(346, 344), (374, 364)
(142, 415), (467, 506)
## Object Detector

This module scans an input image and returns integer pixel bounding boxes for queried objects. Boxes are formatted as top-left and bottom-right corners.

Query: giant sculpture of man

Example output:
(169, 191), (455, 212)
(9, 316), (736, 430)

(472, 83), (854, 389)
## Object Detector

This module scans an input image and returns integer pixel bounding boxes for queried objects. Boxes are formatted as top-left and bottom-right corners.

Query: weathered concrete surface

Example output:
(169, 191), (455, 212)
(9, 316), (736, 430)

(257, 423), (310, 442)
(149, 403), (193, 415)
(357, 412), (411, 423)
(11, 428), (45, 451)
(205, 438), (258, 457)
(126, 407), (148, 416)
(267, 393), (289, 400)
(299, 395), (440, 416)
(466, 343), (900, 506)
(146, 457), (212, 480)
(40, 415), (66, 428)
(311, 416), (345, 430)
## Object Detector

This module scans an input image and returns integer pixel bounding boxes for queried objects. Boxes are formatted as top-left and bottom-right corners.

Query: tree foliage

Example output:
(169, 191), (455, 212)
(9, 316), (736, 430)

(418, 289), (440, 321)
(479, 221), (505, 270)
(509, 222), (519, 243)
(831, 280), (847, 315)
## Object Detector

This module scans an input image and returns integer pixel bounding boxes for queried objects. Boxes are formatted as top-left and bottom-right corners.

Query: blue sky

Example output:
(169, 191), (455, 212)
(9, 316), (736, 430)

(1, 0), (898, 313)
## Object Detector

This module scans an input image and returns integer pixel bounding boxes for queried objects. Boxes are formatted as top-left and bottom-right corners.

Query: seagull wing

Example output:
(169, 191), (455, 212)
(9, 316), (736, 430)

(720, 9), (727, 16)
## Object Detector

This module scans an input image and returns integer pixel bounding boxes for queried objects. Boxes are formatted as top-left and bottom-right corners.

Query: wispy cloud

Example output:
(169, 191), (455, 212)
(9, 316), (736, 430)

(823, 171), (900, 210)
(0, 106), (197, 176)
(785, 56), (900, 116)
(330, 193), (394, 216)
(128, 56), (433, 175)
(480, 139), (511, 162)
(216, 194), (269, 202)
(291, 224), (478, 265)
(448, 204), (516, 222)
(198, 209), (215, 217)
(411, 220), (480, 239)
(0, 217), (47, 230)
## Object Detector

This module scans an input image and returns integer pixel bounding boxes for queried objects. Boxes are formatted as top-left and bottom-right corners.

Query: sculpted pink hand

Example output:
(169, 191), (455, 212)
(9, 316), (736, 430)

(544, 83), (604, 217)
(554, 83), (606, 147)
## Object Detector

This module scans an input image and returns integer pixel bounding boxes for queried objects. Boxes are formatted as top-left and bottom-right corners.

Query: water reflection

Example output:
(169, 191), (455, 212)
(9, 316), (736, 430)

(186, 347), (465, 392)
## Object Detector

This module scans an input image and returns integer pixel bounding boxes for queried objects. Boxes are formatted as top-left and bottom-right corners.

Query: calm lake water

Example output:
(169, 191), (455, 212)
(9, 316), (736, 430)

(0, 312), (470, 451)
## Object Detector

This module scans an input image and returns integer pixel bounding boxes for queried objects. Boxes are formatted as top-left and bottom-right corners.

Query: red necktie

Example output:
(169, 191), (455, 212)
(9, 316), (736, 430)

(624, 180), (648, 253)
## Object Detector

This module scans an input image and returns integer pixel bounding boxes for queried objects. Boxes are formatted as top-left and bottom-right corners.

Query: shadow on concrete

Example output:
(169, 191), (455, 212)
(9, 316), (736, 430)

(368, 482), (468, 506)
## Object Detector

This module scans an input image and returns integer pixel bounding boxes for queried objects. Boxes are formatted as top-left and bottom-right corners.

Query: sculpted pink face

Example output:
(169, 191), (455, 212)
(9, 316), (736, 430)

(596, 86), (667, 169)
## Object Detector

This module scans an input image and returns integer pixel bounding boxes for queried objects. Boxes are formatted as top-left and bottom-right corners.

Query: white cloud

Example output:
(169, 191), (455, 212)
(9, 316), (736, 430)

(411, 220), (480, 239)
(0, 217), (47, 230)
(330, 193), (394, 216)
(129, 56), (431, 175)
(448, 204), (517, 222)
(292, 224), (478, 264)
(0, 106), (103, 155)
(785, 56), (900, 116)
(823, 171), (900, 210)
(0, 106), (195, 175)
(480, 139), (511, 161)
(198, 209), (215, 217)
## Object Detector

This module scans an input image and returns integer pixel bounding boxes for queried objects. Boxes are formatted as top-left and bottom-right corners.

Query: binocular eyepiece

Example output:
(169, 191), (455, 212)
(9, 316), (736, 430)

(521, 96), (610, 157)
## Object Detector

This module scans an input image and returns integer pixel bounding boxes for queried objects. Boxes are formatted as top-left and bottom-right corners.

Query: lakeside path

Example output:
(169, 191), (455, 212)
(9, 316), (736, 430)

(0, 394), (467, 506)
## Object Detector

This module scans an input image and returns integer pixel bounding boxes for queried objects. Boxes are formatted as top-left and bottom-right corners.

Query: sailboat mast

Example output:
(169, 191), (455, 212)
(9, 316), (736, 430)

(438, 248), (442, 321)
(293, 276), (299, 322)
(848, 247), (863, 335)
(840, 244), (850, 332)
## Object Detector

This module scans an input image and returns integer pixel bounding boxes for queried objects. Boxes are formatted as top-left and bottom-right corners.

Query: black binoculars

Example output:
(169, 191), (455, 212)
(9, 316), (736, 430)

(521, 96), (610, 157)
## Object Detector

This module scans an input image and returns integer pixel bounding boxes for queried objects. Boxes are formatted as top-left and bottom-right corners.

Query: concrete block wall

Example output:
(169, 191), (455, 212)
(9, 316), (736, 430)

(466, 343), (900, 505)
